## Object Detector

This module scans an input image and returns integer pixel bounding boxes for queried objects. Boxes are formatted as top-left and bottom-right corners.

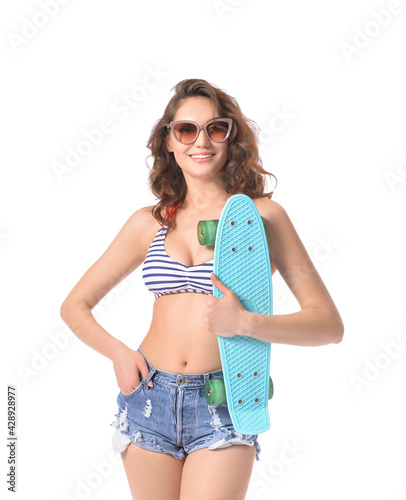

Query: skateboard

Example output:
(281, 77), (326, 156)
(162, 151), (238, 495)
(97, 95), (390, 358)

(197, 194), (273, 435)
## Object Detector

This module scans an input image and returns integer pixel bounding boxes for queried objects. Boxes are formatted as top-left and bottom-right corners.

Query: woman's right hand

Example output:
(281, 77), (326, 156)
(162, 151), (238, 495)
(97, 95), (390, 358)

(112, 346), (153, 395)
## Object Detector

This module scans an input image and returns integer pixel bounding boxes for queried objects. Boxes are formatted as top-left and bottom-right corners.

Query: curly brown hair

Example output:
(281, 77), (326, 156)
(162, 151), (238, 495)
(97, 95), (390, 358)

(146, 78), (277, 229)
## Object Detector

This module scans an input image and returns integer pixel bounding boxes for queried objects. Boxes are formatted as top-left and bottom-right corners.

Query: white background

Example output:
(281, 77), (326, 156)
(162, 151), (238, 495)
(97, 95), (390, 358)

(1, 1), (406, 499)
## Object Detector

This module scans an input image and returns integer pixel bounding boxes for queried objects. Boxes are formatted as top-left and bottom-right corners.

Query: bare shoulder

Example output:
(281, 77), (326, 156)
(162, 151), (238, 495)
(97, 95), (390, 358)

(253, 197), (290, 237)
(252, 196), (312, 281)
(126, 205), (161, 247)
(252, 198), (287, 276)
(253, 197), (303, 253)
(103, 205), (162, 263)
(61, 206), (161, 310)
(109, 205), (164, 268)
(253, 197), (286, 221)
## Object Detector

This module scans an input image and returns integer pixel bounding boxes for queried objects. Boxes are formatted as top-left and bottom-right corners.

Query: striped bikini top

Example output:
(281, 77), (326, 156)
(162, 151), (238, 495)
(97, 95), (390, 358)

(142, 203), (213, 299)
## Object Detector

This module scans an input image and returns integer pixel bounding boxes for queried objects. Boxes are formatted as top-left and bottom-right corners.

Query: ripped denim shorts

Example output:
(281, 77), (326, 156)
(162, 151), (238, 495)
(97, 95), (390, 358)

(110, 347), (260, 460)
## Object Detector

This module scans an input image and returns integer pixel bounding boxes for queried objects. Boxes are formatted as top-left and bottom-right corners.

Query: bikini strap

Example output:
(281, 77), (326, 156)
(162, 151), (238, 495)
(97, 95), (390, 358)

(163, 201), (184, 222)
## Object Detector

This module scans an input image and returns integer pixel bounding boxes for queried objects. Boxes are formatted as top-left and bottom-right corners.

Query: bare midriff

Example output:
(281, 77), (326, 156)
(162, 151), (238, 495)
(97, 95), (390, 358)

(140, 292), (222, 374)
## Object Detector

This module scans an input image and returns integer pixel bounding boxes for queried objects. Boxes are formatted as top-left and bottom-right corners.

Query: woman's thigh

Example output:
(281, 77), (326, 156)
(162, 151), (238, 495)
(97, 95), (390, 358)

(121, 442), (185, 500)
(180, 445), (256, 500)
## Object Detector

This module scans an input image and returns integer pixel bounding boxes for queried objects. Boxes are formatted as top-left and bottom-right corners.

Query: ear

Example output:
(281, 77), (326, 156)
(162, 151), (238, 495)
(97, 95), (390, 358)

(165, 135), (173, 153)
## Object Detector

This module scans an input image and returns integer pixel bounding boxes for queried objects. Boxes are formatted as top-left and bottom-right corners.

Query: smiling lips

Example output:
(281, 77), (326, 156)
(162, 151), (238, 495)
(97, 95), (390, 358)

(189, 153), (215, 162)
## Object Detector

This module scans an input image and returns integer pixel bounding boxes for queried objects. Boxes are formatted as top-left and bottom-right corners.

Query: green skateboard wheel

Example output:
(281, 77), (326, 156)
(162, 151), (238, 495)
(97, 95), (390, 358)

(197, 220), (218, 246)
(204, 378), (227, 405)
(204, 376), (274, 405)
(198, 217), (267, 246)
(269, 376), (274, 399)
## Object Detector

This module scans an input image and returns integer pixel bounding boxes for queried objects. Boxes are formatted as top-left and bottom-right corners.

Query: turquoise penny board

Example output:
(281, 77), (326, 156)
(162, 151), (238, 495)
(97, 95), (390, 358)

(213, 194), (273, 435)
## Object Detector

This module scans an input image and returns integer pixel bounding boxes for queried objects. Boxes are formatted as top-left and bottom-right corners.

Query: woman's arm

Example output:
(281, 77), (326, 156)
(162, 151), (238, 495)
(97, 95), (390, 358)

(60, 207), (160, 391)
(202, 199), (344, 346)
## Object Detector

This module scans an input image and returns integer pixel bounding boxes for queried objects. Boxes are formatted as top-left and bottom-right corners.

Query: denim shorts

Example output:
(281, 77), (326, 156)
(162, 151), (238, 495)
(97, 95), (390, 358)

(110, 347), (260, 460)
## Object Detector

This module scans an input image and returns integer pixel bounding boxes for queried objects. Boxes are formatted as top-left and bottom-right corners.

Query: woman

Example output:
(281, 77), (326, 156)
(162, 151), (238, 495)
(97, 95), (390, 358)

(60, 78), (344, 500)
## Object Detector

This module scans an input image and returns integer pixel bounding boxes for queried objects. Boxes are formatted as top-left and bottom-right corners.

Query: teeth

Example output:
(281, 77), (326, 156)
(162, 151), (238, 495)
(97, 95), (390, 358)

(191, 154), (214, 158)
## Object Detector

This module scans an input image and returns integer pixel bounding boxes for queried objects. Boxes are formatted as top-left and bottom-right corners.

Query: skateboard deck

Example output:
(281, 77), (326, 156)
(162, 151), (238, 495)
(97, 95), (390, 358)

(210, 194), (273, 435)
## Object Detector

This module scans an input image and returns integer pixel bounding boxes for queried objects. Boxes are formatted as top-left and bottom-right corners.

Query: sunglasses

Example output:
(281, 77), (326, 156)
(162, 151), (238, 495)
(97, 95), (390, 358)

(166, 118), (233, 145)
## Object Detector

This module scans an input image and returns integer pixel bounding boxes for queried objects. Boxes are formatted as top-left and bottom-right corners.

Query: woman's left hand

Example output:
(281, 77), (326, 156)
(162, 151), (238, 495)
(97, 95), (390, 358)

(202, 273), (248, 337)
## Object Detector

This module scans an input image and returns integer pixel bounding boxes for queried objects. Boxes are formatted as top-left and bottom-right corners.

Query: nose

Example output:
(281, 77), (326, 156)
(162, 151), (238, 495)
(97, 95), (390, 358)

(194, 127), (210, 147)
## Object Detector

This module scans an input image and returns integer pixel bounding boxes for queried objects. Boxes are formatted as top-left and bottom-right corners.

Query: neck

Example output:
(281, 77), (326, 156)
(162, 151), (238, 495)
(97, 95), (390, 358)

(181, 177), (230, 211)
